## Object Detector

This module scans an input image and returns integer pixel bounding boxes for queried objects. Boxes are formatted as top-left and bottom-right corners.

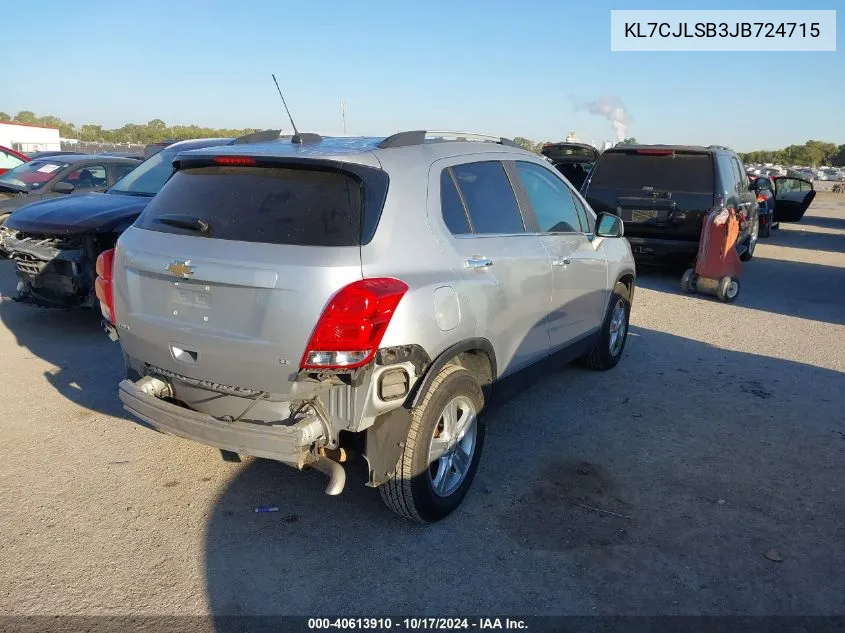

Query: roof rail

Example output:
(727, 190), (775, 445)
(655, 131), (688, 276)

(377, 130), (521, 150)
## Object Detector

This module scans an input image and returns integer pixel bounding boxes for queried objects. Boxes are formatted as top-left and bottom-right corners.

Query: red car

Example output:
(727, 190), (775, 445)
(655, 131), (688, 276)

(0, 145), (30, 175)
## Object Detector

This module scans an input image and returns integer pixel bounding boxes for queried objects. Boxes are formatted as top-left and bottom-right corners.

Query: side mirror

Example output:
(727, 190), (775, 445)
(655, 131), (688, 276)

(53, 182), (75, 194)
(595, 212), (624, 238)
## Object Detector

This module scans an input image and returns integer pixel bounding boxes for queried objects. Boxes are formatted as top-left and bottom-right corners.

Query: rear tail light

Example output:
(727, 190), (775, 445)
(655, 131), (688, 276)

(300, 278), (409, 370)
(756, 194), (767, 203)
(95, 248), (116, 324)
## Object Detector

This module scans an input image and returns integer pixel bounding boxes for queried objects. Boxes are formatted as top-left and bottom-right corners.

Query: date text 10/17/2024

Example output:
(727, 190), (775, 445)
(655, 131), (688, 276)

(308, 618), (528, 630)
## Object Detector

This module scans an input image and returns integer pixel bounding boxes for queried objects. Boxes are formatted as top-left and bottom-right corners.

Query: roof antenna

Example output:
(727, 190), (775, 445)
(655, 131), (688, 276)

(272, 73), (302, 144)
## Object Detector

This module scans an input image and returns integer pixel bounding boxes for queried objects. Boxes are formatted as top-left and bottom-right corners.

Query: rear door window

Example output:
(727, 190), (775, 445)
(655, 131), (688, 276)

(589, 151), (714, 194)
(137, 165), (364, 246)
(450, 161), (524, 234)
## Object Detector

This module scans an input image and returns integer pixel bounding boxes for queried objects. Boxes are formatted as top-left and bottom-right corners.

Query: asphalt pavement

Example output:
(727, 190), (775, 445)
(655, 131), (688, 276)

(0, 194), (843, 617)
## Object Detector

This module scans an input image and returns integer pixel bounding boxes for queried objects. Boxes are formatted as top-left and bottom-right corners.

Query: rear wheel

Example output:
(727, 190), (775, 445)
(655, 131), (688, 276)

(759, 213), (771, 238)
(379, 365), (485, 523)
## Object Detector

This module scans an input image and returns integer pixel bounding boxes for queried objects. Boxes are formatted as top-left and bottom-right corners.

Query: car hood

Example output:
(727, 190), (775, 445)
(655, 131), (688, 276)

(4, 192), (153, 234)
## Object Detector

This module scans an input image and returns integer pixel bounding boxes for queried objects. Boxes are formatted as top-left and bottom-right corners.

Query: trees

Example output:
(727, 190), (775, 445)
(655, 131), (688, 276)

(740, 140), (843, 167)
(621, 137), (638, 144)
(2, 110), (257, 144)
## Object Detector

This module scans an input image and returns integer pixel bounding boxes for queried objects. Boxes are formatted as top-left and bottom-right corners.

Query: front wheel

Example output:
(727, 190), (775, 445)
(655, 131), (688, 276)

(579, 290), (630, 371)
(379, 365), (485, 523)
(740, 216), (759, 261)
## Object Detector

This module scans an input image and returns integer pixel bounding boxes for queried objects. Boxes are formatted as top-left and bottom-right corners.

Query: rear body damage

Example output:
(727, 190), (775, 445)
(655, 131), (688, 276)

(102, 131), (636, 522)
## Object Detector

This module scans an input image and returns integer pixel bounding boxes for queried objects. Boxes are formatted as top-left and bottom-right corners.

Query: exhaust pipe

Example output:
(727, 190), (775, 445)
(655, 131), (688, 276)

(308, 454), (347, 496)
(135, 376), (172, 398)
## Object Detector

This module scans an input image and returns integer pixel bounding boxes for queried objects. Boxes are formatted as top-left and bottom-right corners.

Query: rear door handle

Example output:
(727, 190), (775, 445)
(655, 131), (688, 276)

(465, 257), (493, 269)
(553, 258), (571, 267)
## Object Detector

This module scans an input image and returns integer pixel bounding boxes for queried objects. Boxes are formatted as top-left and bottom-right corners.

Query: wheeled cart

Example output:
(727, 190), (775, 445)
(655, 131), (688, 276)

(680, 207), (742, 303)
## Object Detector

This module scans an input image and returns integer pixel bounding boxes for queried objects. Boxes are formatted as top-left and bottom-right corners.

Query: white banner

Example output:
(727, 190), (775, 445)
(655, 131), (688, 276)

(610, 10), (836, 52)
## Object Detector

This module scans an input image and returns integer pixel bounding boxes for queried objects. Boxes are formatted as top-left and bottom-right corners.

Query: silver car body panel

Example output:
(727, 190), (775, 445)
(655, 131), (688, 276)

(113, 136), (635, 465)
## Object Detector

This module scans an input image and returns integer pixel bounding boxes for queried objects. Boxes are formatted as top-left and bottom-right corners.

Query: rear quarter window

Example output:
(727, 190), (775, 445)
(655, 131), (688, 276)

(136, 165), (364, 247)
(588, 151), (714, 194)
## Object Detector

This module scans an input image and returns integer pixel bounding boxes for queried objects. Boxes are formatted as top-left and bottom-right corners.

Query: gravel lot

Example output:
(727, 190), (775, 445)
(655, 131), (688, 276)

(1, 195), (843, 617)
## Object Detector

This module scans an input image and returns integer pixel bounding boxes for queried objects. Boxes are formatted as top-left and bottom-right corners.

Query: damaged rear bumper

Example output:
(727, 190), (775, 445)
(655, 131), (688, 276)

(118, 378), (326, 468)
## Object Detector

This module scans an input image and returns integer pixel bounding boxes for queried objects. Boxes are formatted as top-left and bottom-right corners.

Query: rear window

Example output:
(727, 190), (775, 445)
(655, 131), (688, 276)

(137, 165), (364, 246)
(588, 151), (714, 194)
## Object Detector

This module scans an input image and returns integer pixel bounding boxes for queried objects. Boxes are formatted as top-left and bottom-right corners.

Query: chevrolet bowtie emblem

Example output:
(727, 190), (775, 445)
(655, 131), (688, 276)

(166, 260), (194, 278)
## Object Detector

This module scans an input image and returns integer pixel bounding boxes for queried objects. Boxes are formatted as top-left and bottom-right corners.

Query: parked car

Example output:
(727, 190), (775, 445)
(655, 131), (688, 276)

(0, 154), (141, 226)
(582, 144), (762, 265)
(0, 145), (30, 175)
(26, 151), (86, 160)
(0, 139), (235, 308)
(748, 173), (777, 237)
(97, 130), (636, 523)
(540, 142), (599, 191)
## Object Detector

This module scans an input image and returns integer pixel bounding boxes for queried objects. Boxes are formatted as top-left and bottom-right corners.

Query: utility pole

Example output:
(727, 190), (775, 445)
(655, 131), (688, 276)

(340, 99), (348, 135)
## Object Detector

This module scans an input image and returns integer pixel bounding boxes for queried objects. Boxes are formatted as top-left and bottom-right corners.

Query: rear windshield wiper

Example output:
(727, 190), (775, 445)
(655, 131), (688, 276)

(155, 214), (209, 233)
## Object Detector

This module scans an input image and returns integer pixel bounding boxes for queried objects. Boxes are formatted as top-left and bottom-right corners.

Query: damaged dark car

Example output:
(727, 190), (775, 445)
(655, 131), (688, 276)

(0, 138), (235, 309)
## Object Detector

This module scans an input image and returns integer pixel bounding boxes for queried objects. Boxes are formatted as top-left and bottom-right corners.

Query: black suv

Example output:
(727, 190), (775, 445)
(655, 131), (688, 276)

(582, 145), (763, 264)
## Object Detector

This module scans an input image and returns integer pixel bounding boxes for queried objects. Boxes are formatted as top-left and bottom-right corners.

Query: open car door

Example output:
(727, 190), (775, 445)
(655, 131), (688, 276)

(772, 177), (815, 223)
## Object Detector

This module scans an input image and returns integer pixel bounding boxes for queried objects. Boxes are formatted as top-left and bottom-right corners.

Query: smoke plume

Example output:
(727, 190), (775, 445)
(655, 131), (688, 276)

(573, 95), (631, 142)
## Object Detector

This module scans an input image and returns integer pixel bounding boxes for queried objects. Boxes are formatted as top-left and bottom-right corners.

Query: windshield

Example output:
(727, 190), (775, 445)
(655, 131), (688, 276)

(0, 160), (67, 191)
(109, 149), (177, 196)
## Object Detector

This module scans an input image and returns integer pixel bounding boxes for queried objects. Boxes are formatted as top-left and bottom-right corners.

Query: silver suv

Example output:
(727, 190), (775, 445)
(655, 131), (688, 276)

(97, 130), (636, 523)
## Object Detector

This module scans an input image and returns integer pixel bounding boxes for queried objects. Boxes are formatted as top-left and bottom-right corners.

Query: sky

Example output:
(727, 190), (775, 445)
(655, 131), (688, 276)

(2, 0), (842, 151)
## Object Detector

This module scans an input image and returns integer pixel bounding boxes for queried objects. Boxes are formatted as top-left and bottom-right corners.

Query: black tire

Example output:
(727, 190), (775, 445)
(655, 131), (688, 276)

(379, 364), (485, 523)
(759, 215), (771, 238)
(740, 216), (758, 262)
(716, 276), (740, 303)
(579, 290), (630, 371)
(680, 268), (697, 294)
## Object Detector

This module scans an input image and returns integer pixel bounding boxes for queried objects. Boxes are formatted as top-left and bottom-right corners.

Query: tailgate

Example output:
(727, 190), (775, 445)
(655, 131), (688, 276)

(585, 149), (715, 241)
(112, 161), (378, 397)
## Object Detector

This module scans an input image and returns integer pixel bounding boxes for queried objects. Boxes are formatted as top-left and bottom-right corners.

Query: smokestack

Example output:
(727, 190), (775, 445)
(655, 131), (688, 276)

(574, 95), (631, 142)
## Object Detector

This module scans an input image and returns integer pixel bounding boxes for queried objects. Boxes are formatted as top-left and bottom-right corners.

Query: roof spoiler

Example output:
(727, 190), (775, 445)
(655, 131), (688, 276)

(377, 130), (520, 149)
(231, 129), (282, 145)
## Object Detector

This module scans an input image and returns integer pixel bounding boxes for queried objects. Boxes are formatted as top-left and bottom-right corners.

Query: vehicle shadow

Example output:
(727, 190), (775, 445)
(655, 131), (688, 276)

(202, 326), (845, 618)
(635, 255), (845, 326)
(768, 225), (845, 254)
(798, 215), (845, 231)
(0, 260), (129, 420)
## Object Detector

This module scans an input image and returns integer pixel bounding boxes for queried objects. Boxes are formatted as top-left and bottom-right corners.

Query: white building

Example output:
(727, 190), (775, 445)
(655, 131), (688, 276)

(0, 122), (62, 153)
(565, 131), (578, 142)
